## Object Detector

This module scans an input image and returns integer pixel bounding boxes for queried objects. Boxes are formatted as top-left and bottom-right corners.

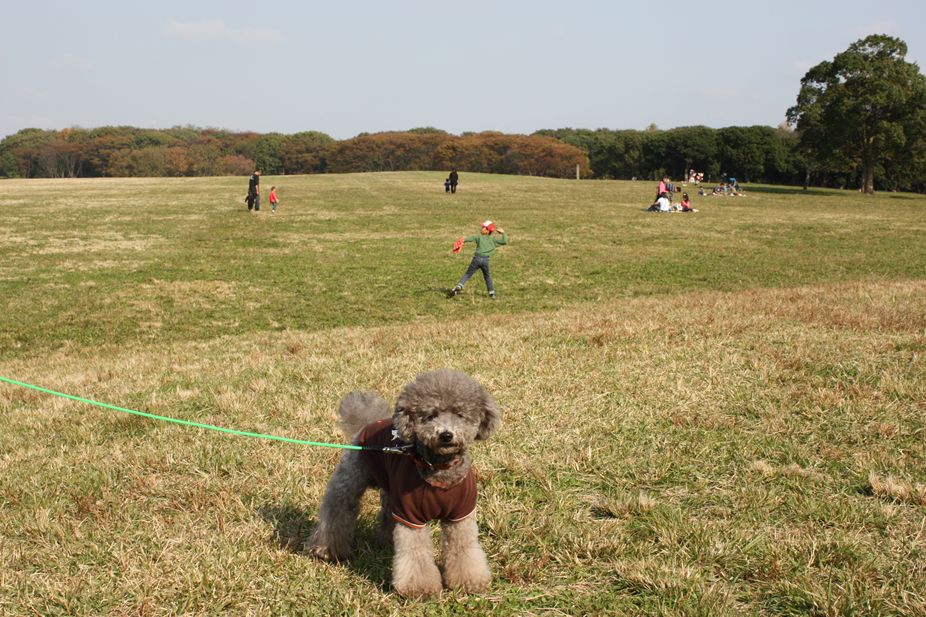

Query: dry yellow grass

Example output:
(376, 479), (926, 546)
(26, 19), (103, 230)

(868, 473), (926, 506)
(2, 278), (925, 615)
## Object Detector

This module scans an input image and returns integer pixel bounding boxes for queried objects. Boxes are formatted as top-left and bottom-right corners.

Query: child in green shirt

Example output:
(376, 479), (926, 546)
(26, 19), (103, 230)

(448, 220), (508, 299)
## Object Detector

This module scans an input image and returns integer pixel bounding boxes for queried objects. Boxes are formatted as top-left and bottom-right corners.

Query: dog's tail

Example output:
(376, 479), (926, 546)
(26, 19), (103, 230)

(338, 390), (392, 437)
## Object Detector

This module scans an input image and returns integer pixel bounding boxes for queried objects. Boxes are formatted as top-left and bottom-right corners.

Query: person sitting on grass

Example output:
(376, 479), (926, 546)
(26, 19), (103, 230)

(448, 220), (508, 300)
(647, 192), (672, 212)
(680, 192), (697, 212)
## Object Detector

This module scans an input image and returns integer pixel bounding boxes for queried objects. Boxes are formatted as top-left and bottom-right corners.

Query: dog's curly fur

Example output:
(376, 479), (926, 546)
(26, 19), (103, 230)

(308, 369), (500, 598)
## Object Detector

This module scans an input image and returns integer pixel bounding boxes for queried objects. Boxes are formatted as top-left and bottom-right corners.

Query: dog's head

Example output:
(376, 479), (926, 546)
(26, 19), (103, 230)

(392, 369), (500, 457)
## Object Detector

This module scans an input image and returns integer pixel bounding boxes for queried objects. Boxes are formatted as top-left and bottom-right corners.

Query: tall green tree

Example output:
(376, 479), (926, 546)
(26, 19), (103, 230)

(665, 126), (718, 179)
(253, 133), (289, 175)
(787, 34), (926, 193)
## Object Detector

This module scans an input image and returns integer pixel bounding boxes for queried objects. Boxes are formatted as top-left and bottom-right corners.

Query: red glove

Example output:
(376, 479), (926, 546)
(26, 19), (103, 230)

(452, 237), (464, 254)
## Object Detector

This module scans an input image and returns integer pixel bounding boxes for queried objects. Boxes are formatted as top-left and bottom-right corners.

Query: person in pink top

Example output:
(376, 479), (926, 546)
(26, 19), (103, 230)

(656, 176), (667, 201)
(680, 192), (696, 212)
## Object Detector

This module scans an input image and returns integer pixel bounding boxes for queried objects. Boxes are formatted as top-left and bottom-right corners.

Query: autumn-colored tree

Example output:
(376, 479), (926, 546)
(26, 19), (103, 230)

(107, 147), (169, 177)
(327, 132), (446, 173)
(279, 131), (333, 174)
(218, 154), (256, 176)
(164, 147), (191, 177)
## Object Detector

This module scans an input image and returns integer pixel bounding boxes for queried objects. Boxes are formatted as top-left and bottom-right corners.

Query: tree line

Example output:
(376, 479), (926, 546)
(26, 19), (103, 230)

(0, 126), (588, 180)
(5, 119), (919, 191)
(3, 35), (924, 191)
(0, 123), (808, 185)
(535, 125), (806, 185)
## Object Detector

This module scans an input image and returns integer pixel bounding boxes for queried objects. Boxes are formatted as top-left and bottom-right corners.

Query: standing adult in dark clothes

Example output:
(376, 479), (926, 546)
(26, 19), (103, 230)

(449, 169), (459, 194)
(247, 169), (261, 211)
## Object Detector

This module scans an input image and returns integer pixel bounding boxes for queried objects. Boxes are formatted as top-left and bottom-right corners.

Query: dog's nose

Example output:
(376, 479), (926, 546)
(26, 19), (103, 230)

(439, 431), (454, 443)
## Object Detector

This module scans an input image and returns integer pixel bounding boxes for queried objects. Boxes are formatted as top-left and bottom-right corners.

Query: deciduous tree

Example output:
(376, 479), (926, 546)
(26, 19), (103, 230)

(787, 34), (926, 193)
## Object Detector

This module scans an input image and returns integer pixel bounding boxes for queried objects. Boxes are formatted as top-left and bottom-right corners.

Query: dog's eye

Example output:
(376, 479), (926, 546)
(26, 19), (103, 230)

(426, 411), (438, 421)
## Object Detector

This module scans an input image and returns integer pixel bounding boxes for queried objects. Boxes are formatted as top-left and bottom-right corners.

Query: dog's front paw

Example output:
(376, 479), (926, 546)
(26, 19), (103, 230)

(443, 570), (491, 593)
(442, 552), (491, 593)
(394, 571), (443, 599)
(393, 554), (442, 598)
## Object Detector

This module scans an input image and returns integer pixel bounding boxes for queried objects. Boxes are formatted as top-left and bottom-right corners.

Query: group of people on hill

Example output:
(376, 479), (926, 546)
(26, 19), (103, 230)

(647, 173), (748, 212)
(647, 175), (697, 212)
(648, 191), (696, 213)
(242, 168), (506, 299)
(239, 165), (755, 297)
(699, 178), (743, 197)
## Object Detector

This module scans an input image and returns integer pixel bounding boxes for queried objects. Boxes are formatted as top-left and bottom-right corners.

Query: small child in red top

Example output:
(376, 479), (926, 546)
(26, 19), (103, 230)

(269, 186), (279, 213)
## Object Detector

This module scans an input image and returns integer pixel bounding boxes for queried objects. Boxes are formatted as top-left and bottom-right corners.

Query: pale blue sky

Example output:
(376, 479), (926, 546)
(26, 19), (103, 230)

(2, 0), (924, 140)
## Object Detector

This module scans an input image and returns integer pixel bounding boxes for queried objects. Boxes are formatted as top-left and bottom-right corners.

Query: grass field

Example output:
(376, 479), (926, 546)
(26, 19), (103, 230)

(1, 172), (925, 616)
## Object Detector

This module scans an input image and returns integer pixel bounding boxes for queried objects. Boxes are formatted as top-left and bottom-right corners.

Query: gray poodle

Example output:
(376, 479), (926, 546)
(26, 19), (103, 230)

(308, 369), (501, 598)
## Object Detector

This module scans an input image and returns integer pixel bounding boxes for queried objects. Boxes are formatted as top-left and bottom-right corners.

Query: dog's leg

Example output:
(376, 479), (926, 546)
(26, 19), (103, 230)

(307, 450), (368, 562)
(440, 516), (491, 592)
(392, 524), (442, 598)
(377, 489), (395, 546)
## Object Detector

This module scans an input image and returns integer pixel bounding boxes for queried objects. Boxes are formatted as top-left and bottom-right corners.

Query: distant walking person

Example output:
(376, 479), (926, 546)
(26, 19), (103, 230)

(247, 169), (261, 211)
(449, 169), (459, 194)
(269, 185), (279, 213)
(448, 220), (508, 300)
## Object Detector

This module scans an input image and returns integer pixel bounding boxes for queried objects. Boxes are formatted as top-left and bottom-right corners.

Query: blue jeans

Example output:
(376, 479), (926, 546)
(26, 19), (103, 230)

(457, 255), (493, 293)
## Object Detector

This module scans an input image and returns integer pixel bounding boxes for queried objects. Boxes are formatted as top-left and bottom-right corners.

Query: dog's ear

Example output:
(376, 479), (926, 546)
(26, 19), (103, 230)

(476, 393), (501, 441)
(392, 405), (415, 442)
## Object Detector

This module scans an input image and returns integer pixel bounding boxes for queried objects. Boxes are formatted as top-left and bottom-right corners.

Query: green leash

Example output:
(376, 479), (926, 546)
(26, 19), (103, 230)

(0, 375), (373, 451)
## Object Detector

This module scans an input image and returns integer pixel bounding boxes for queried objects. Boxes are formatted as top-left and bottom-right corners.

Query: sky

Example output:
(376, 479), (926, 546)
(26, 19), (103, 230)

(2, 0), (925, 140)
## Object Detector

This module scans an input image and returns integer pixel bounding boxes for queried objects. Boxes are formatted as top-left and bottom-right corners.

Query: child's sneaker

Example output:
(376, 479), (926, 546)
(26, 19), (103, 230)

(447, 286), (462, 298)
(488, 291), (497, 300)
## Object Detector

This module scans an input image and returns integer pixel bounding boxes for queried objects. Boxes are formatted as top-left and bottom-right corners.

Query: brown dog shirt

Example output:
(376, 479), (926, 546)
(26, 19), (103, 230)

(358, 418), (477, 529)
